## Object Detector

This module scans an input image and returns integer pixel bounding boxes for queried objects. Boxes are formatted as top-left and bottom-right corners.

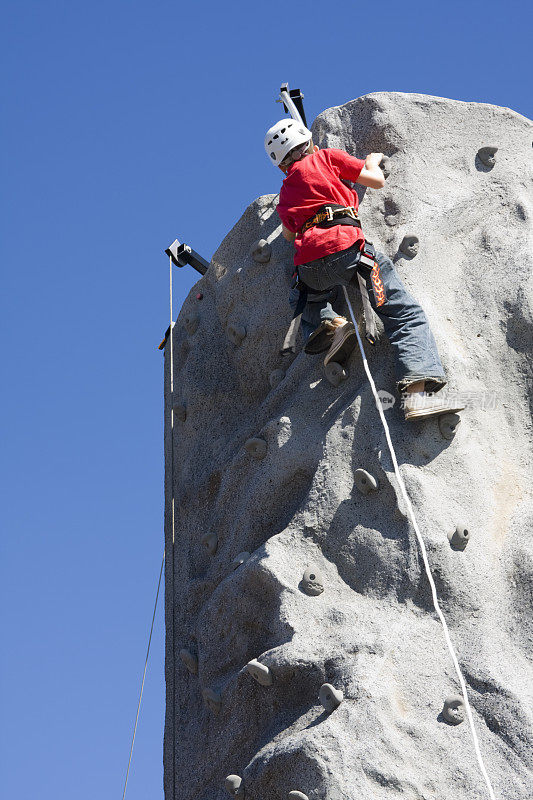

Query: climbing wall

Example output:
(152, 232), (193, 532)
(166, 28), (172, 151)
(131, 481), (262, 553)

(163, 92), (533, 800)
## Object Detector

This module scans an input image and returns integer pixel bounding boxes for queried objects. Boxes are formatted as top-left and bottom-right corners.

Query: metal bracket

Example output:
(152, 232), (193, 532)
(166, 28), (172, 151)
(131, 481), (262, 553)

(277, 82), (308, 127)
(165, 239), (209, 275)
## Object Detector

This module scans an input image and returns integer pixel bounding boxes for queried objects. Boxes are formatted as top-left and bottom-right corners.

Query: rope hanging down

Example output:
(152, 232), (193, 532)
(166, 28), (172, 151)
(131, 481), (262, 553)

(168, 254), (177, 800)
(121, 549), (165, 800)
(122, 254), (176, 800)
(342, 286), (496, 800)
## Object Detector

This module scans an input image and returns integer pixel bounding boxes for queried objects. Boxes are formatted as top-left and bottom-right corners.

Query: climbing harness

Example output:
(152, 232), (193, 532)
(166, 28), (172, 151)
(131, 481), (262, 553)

(121, 549), (165, 800)
(301, 203), (361, 233)
(354, 241), (385, 345)
(341, 284), (497, 800)
(281, 240), (385, 354)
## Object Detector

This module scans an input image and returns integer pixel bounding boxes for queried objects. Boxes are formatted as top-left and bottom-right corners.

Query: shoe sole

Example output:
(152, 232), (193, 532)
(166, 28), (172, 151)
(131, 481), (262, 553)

(404, 404), (466, 421)
(324, 329), (357, 366)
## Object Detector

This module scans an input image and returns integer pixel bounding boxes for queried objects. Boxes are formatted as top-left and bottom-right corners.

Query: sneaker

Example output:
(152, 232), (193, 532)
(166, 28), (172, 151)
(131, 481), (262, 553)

(304, 320), (338, 354)
(403, 391), (466, 422)
(324, 321), (357, 367)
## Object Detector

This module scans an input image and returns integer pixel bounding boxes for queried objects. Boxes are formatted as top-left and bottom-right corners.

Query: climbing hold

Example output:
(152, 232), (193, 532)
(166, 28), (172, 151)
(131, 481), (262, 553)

(354, 468), (378, 495)
(179, 648), (198, 675)
(399, 235), (419, 258)
(269, 369), (285, 389)
(196, 292), (203, 300)
(301, 567), (324, 596)
(226, 322), (246, 346)
(288, 793), (309, 800)
(448, 524), (470, 551)
(319, 683), (343, 712)
(324, 361), (347, 387)
(383, 197), (401, 227)
(225, 775), (244, 798)
(251, 238), (272, 263)
(246, 659), (273, 686)
(172, 403), (187, 422)
(379, 155), (391, 178)
(231, 552), (250, 571)
(438, 413), (461, 440)
(244, 437), (267, 459)
(184, 313), (199, 335)
(477, 146), (498, 168)
(201, 532), (218, 556)
(202, 688), (222, 714)
(442, 695), (465, 725)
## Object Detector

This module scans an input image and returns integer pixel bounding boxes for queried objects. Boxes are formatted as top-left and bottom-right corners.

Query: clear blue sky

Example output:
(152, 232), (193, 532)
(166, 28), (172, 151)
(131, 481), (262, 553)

(1, 1), (531, 798)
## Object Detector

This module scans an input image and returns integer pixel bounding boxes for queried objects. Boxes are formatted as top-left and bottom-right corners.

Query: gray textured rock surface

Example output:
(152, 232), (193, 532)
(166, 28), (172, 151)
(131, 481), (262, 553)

(201, 532), (218, 556)
(269, 369), (285, 389)
(172, 402), (187, 423)
(184, 312), (199, 336)
(244, 438), (267, 460)
(179, 648), (198, 675)
(164, 93), (533, 800)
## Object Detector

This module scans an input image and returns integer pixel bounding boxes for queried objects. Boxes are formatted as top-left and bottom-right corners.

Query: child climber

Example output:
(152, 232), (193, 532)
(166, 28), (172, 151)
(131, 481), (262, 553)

(264, 118), (466, 422)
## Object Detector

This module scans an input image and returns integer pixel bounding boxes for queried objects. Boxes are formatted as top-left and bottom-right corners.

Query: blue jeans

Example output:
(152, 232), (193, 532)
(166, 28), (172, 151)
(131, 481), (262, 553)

(292, 244), (447, 394)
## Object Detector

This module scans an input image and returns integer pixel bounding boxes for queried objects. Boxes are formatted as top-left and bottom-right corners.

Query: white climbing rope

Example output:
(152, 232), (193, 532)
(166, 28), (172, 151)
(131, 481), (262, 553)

(169, 253), (177, 800)
(169, 253), (176, 551)
(121, 549), (165, 800)
(342, 285), (497, 800)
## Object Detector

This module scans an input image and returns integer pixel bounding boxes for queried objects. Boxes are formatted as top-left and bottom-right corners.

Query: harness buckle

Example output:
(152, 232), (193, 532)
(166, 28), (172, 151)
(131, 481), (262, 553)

(325, 206), (334, 222)
(363, 241), (376, 259)
(359, 254), (375, 270)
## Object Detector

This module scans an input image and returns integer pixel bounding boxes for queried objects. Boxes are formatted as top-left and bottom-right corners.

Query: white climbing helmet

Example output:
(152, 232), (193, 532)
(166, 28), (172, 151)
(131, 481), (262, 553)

(264, 119), (312, 166)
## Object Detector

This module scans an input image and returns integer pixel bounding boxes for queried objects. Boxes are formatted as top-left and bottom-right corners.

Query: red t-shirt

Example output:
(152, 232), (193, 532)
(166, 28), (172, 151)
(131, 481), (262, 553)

(276, 148), (366, 266)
